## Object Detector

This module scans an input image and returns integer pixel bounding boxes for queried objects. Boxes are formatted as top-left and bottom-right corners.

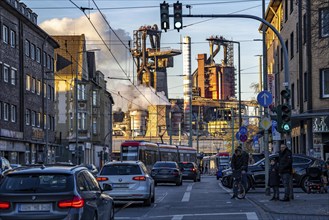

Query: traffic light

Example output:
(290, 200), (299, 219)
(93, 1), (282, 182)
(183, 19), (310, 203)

(160, 2), (170, 31)
(173, 1), (183, 31)
(271, 105), (283, 132)
(281, 103), (292, 133)
(280, 89), (290, 100)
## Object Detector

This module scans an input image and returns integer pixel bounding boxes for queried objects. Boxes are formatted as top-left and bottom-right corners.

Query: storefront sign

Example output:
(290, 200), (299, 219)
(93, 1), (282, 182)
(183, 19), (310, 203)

(0, 129), (23, 139)
(32, 128), (44, 140)
(313, 116), (329, 133)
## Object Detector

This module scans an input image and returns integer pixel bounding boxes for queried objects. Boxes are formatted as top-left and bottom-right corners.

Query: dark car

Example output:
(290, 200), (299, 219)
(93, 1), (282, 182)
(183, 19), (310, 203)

(151, 161), (182, 186)
(178, 162), (201, 182)
(0, 164), (115, 220)
(221, 154), (325, 192)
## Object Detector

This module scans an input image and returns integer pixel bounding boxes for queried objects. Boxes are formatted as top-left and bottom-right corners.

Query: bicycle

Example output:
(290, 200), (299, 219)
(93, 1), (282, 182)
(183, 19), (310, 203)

(232, 169), (246, 199)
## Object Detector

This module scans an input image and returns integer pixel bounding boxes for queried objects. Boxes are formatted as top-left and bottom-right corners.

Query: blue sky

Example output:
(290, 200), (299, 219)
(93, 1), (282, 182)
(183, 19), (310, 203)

(24, 0), (270, 109)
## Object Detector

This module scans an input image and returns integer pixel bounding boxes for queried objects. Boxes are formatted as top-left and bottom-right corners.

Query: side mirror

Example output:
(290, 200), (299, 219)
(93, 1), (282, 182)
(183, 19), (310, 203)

(102, 183), (113, 191)
(4, 166), (9, 170)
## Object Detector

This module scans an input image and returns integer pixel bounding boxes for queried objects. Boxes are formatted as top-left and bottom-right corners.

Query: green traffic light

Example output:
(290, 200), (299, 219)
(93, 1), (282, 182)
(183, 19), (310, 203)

(282, 123), (291, 131)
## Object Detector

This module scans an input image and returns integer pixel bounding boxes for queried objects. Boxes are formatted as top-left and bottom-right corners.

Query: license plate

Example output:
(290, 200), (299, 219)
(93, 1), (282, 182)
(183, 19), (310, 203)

(19, 203), (51, 212)
(112, 183), (129, 188)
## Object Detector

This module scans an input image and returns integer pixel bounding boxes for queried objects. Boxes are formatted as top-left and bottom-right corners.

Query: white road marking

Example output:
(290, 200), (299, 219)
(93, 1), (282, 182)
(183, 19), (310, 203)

(171, 215), (184, 220)
(116, 212), (259, 219)
(181, 183), (193, 202)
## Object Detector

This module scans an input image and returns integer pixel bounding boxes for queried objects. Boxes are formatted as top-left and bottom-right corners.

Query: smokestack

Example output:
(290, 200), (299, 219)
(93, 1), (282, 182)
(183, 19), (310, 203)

(183, 36), (192, 146)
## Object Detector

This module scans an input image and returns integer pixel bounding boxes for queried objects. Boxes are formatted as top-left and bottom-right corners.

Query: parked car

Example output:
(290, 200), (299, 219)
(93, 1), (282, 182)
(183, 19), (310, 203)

(96, 161), (155, 206)
(221, 154), (325, 192)
(0, 157), (12, 181)
(178, 162), (201, 182)
(10, 164), (22, 169)
(0, 164), (115, 220)
(151, 161), (183, 186)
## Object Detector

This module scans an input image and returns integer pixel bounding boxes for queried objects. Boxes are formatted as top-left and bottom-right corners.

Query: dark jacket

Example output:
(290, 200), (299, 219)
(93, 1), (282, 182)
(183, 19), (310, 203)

(231, 151), (249, 172)
(269, 162), (280, 187)
(278, 148), (293, 174)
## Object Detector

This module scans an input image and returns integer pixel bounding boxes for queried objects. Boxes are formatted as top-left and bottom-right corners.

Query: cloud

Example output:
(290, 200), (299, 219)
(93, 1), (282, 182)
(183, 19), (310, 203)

(40, 13), (169, 112)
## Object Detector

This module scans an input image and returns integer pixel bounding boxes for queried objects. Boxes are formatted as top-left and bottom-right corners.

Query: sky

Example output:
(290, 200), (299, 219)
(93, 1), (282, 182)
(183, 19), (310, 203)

(24, 0), (270, 111)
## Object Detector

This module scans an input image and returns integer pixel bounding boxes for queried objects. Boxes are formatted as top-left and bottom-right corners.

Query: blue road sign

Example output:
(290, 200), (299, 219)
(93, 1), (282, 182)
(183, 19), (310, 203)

(239, 126), (248, 135)
(257, 90), (273, 107)
(236, 132), (240, 140)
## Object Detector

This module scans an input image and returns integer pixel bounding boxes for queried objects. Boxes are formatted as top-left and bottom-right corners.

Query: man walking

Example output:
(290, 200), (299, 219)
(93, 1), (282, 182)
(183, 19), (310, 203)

(278, 143), (293, 201)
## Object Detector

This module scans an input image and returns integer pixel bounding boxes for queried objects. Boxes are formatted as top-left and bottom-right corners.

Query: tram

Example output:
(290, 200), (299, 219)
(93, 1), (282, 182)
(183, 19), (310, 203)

(202, 152), (230, 179)
(120, 140), (197, 170)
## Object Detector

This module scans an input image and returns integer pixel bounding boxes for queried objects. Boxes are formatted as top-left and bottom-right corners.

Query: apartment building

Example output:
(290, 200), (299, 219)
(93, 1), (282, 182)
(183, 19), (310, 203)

(0, 0), (59, 164)
(263, 0), (329, 160)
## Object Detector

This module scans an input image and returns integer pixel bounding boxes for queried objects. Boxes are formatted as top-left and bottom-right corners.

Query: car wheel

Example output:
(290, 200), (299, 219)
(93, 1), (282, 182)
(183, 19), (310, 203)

(144, 194), (152, 206)
(216, 176), (219, 180)
(151, 187), (155, 203)
(154, 181), (157, 186)
(109, 206), (115, 220)
(198, 176), (201, 182)
(193, 176), (197, 182)
(301, 176), (309, 193)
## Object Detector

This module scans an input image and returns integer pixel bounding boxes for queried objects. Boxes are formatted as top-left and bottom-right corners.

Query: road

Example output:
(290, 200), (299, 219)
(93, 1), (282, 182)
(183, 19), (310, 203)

(114, 176), (263, 220)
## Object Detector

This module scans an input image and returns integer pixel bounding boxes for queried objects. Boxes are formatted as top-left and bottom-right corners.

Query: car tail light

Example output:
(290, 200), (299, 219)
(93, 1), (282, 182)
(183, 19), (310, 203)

(191, 168), (196, 172)
(0, 201), (10, 209)
(96, 177), (109, 182)
(58, 196), (84, 208)
(173, 170), (179, 176)
(132, 176), (146, 181)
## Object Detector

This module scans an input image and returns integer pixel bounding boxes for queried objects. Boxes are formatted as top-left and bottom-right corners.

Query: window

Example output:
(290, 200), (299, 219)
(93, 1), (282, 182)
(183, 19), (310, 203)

(321, 69), (329, 98)
(43, 52), (47, 67)
(37, 112), (41, 127)
(78, 112), (86, 130)
(320, 7), (329, 38)
(44, 83), (47, 98)
(70, 112), (73, 130)
(296, 23), (299, 52)
(0, 102), (2, 120)
(36, 48), (41, 63)
(25, 40), (30, 57)
(303, 14), (307, 44)
(26, 109), (31, 125)
(36, 80), (41, 95)
(291, 83), (295, 109)
(304, 72), (308, 101)
(31, 44), (36, 60)
(43, 114), (47, 129)
(10, 30), (16, 48)
(93, 117), (97, 134)
(47, 54), (51, 69)
(31, 77), (36, 93)
(31, 111), (36, 126)
(3, 65), (9, 82)
(290, 32), (294, 59)
(26, 75), (31, 91)
(48, 115), (51, 130)
(78, 84), (86, 100)
(48, 85), (51, 99)
(3, 103), (9, 121)
(11, 105), (16, 122)
(11, 68), (16, 85)
(92, 90), (97, 106)
(3, 25), (8, 43)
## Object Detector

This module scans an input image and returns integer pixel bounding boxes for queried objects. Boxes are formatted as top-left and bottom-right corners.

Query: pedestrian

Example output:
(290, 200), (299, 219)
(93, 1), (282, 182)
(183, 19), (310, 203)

(230, 146), (249, 199)
(204, 163), (208, 174)
(278, 143), (293, 201)
(268, 158), (280, 201)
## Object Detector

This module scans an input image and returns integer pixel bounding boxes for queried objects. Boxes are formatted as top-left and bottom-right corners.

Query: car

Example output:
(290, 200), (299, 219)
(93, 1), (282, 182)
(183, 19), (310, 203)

(178, 162), (201, 182)
(0, 164), (115, 220)
(96, 161), (155, 206)
(10, 164), (22, 169)
(221, 154), (325, 192)
(151, 161), (183, 186)
(0, 157), (12, 180)
(82, 164), (98, 176)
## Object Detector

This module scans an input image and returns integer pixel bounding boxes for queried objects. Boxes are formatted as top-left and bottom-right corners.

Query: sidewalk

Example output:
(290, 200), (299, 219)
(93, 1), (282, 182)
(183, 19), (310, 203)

(246, 187), (329, 219)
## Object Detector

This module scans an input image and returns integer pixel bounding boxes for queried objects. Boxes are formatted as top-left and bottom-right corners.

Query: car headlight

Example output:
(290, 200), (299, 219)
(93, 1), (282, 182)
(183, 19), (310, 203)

(223, 169), (232, 176)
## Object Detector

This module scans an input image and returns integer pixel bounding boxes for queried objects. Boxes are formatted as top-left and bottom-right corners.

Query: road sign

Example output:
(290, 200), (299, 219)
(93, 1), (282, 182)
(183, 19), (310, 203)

(235, 132), (240, 140)
(257, 91), (273, 107)
(240, 134), (248, 142)
(239, 126), (248, 135)
(260, 117), (272, 130)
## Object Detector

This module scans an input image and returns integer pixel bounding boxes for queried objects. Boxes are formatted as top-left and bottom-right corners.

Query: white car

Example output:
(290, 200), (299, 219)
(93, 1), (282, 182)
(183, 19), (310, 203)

(96, 161), (155, 206)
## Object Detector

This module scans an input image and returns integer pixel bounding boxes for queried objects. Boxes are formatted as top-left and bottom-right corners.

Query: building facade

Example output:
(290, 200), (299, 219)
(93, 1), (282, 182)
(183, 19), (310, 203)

(264, 0), (329, 160)
(0, 0), (59, 164)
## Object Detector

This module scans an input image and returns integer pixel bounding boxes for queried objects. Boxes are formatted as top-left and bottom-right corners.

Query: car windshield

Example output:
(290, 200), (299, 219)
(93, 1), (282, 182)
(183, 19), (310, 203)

(0, 174), (74, 193)
(154, 162), (176, 168)
(178, 163), (193, 168)
(101, 164), (142, 175)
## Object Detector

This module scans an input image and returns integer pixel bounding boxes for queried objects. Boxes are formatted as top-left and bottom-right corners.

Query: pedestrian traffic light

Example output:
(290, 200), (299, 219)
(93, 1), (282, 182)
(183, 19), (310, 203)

(281, 103), (292, 133)
(173, 1), (183, 31)
(274, 104), (283, 133)
(280, 89), (290, 100)
(160, 2), (170, 31)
